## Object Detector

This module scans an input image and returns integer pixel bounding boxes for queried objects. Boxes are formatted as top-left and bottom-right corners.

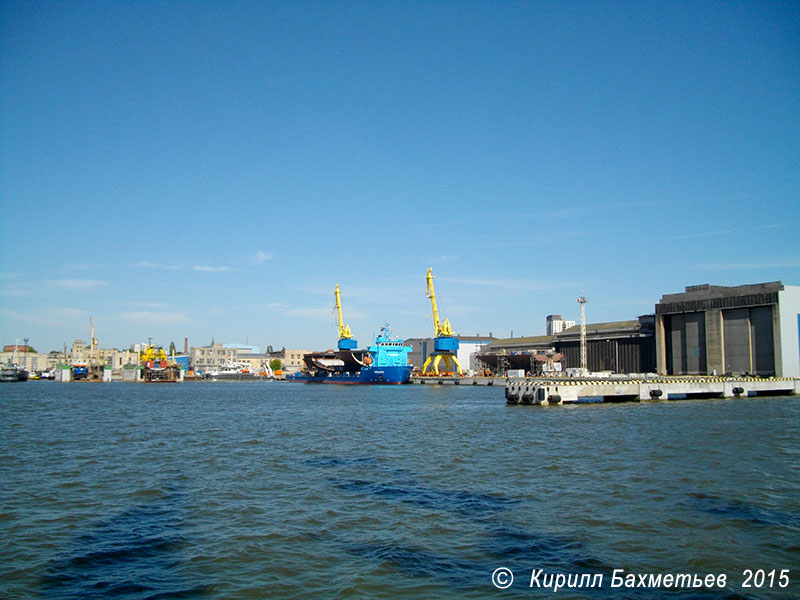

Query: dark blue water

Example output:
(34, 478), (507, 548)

(1, 382), (799, 598)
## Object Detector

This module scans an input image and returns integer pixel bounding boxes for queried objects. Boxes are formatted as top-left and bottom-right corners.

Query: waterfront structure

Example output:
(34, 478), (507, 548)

(1, 341), (139, 377)
(506, 376), (800, 405)
(545, 315), (575, 336)
(655, 282), (800, 377)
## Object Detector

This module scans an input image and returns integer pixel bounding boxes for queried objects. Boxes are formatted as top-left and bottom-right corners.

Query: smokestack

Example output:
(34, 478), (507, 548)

(184, 338), (188, 354)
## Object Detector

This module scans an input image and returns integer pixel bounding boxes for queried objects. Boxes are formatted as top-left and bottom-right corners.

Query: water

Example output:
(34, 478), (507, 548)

(2, 382), (799, 599)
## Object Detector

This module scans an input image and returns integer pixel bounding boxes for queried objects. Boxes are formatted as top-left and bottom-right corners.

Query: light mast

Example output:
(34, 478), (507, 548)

(577, 292), (588, 371)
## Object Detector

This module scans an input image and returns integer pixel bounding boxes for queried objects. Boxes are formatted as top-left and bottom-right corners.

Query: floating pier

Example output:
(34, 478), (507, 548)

(505, 377), (800, 405)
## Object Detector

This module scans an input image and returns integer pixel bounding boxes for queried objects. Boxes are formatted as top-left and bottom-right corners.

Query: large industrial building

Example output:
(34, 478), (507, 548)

(555, 316), (656, 374)
(655, 282), (800, 377)
(477, 317), (656, 376)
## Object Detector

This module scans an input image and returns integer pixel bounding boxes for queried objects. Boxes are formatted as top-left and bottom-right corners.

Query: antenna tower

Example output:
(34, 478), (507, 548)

(577, 292), (588, 371)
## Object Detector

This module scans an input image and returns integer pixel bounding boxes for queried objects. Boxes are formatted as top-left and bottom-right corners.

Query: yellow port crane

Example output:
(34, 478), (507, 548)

(334, 284), (358, 350)
(140, 345), (168, 365)
(422, 268), (462, 375)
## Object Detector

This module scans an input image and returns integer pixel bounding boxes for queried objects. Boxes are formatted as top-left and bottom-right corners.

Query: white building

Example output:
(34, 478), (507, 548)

(546, 315), (576, 336)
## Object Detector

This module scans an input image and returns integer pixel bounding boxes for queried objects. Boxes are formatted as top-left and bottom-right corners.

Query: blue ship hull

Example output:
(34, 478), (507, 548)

(72, 366), (89, 380)
(289, 365), (412, 385)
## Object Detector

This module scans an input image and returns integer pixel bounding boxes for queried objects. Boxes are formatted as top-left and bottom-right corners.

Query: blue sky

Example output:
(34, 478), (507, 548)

(1, 1), (798, 353)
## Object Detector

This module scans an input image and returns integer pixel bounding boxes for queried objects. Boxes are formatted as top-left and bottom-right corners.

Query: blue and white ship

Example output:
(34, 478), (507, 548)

(288, 286), (413, 384)
(288, 323), (413, 384)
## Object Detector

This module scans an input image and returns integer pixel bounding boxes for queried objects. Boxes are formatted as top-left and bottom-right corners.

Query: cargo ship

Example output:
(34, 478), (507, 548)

(288, 323), (413, 384)
(287, 285), (412, 384)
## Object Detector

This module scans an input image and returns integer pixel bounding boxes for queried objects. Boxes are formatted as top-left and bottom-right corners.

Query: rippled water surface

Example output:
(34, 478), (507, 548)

(2, 382), (799, 599)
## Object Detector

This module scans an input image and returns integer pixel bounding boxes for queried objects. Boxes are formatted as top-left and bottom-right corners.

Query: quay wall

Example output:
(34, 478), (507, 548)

(505, 377), (800, 404)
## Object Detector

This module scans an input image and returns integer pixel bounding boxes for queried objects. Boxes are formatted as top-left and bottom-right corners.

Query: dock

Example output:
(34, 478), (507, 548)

(505, 376), (800, 405)
(410, 376), (504, 386)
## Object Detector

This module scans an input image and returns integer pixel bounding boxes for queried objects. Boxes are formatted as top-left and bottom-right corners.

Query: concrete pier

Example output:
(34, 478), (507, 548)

(505, 377), (800, 405)
(410, 376), (504, 386)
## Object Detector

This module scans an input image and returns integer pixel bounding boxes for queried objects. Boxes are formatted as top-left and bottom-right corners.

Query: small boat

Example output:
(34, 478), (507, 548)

(2, 343), (29, 382)
(205, 359), (273, 380)
(1, 363), (28, 382)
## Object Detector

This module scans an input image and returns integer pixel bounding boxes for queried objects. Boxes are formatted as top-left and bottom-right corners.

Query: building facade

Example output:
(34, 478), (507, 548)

(655, 282), (800, 377)
(190, 342), (236, 373)
(546, 315), (576, 336)
(476, 317), (656, 376)
(555, 316), (656, 375)
(267, 348), (313, 374)
(0, 349), (57, 373)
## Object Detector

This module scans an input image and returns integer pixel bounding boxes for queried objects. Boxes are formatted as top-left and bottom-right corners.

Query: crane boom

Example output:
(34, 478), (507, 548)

(89, 318), (95, 366)
(334, 284), (352, 340)
(425, 269), (441, 335)
(426, 268), (453, 337)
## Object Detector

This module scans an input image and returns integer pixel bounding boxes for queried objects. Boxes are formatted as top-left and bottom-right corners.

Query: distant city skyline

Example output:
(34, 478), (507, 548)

(2, 2), (798, 352)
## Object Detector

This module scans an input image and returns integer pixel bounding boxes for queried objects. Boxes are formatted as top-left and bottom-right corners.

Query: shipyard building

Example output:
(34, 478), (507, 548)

(655, 282), (800, 377)
(476, 317), (656, 376)
(555, 316), (656, 374)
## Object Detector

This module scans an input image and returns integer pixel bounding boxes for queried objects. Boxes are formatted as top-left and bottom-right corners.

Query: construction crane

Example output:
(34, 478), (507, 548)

(422, 268), (462, 375)
(334, 284), (357, 350)
(89, 318), (98, 366)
